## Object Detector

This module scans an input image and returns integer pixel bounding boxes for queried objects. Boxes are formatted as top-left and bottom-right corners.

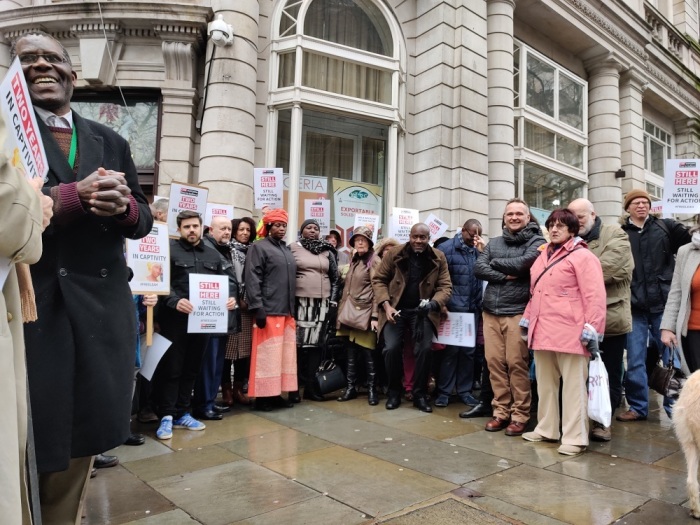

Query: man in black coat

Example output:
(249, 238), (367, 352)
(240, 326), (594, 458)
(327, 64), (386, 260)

(153, 211), (237, 440)
(14, 31), (153, 523)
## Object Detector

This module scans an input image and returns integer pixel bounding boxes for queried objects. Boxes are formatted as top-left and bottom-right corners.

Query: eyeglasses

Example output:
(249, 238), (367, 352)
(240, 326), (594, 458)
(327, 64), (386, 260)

(629, 200), (650, 208)
(547, 223), (568, 230)
(17, 53), (67, 65)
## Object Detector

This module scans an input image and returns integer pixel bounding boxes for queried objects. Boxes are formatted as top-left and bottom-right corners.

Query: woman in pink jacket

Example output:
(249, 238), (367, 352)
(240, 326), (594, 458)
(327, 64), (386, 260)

(520, 209), (606, 456)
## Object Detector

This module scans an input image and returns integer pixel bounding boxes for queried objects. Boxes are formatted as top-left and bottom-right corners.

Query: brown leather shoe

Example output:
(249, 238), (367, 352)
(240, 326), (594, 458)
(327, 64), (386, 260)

(505, 421), (527, 436)
(485, 416), (510, 432)
(615, 409), (647, 422)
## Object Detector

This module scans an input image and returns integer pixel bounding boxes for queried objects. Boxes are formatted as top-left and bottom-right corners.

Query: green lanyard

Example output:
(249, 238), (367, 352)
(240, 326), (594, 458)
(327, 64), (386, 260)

(68, 126), (77, 169)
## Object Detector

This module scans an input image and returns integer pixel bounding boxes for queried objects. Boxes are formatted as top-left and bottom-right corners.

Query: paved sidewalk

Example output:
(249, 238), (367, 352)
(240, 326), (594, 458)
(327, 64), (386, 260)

(85, 392), (697, 524)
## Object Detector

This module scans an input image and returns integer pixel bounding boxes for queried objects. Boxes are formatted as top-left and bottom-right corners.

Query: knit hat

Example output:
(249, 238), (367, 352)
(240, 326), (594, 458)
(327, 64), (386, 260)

(623, 189), (652, 211)
(300, 218), (320, 233)
(349, 226), (374, 248)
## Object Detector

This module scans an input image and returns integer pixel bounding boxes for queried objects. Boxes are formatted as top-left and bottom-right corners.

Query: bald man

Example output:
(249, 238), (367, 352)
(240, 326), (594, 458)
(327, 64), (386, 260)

(372, 223), (452, 412)
(568, 198), (633, 442)
(193, 216), (239, 420)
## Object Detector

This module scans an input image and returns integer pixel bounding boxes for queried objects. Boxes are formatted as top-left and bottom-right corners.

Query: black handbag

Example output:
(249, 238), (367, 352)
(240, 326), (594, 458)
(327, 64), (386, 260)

(315, 359), (346, 395)
(648, 346), (686, 399)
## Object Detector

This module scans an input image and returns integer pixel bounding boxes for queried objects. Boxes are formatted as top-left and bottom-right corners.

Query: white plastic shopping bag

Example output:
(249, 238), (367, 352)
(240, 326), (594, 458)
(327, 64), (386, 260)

(587, 356), (612, 427)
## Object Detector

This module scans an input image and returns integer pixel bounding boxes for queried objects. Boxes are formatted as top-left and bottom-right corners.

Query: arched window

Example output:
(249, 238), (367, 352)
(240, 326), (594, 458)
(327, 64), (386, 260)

(269, 0), (404, 250)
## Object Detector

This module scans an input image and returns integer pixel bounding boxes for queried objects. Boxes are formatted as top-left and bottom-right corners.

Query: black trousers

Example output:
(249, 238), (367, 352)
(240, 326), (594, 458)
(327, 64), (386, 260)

(153, 316), (210, 419)
(600, 333), (626, 413)
(382, 313), (433, 399)
(682, 331), (700, 374)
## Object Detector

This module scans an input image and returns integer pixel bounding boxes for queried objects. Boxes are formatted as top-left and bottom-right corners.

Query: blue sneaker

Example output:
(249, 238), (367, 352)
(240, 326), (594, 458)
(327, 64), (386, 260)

(461, 394), (479, 406)
(156, 416), (173, 440)
(434, 395), (449, 407)
(173, 413), (206, 431)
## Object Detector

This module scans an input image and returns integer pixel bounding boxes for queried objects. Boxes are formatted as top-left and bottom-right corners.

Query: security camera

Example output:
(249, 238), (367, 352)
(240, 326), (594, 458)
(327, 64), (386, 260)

(209, 14), (233, 47)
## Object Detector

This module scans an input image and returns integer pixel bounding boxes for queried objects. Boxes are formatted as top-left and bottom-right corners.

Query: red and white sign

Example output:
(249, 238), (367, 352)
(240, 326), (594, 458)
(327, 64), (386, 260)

(188, 274), (229, 333)
(167, 182), (209, 237)
(204, 202), (234, 227)
(254, 167), (283, 210)
(126, 221), (170, 294)
(304, 199), (331, 236)
(0, 58), (48, 180)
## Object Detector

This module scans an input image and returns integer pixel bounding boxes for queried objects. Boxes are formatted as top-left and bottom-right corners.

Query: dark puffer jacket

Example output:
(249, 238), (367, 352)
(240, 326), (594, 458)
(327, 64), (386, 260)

(621, 215), (689, 313)
(475, 222), (546, 316)
(437, 233), (483, 313)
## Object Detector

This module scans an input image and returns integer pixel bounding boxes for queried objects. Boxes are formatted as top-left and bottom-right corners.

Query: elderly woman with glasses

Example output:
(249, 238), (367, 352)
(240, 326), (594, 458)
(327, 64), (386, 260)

(519, 208), (606, 456)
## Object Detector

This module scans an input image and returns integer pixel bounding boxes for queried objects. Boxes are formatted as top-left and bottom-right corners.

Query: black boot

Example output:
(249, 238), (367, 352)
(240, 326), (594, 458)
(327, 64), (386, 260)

(365, 348), (379, 406)
(304, 346), (326, 401)
(338, 345), (358, 402)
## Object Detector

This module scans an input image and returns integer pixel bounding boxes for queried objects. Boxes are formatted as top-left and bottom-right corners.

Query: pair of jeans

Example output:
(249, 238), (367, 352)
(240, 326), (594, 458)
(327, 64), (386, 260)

(436, 344), (475, 402)
(625, 310), (663, 417)
(193, 336), (226, 413)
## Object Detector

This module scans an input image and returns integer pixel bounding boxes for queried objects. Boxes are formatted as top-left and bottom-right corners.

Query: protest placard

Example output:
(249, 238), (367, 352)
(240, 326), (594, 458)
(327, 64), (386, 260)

(433, 312), (476, 347)
(662, 159), (700, 214)
(304, 199), (331, 235)
(388, 207), (419, 243)
(204, 202), (234, 227)
(333, 180), (383, 249)
(353, 213), (380, 244)
(254, 167), (283, 210)
(425, 213), (449, 243)
(0, 58), (48, 181)
(188, 274), (229, 334)
(167, 182), (209, 237)
(126, 221), (170, 295)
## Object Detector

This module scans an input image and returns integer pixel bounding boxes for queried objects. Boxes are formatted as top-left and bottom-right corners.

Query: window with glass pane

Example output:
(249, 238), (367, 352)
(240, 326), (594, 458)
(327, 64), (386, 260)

(526, 54), (554, 117)
(556, 135), (583, 169)
(276, 109), (292, 174)
(558, 74), (583, 130)
(304, 0), (393, 56)
(280, 0), (303, 36)
(302, 51), (391, 103)
(643, 119), (672, 177)
(525, 121), (555, 157)
(305, 131), (354, 179)
(523, 162), (585, 212)
(513, 43), (520, 107)
(278, 52), (296, 87)
(362, 137), (385, 185)
(72, 95), (159, 194)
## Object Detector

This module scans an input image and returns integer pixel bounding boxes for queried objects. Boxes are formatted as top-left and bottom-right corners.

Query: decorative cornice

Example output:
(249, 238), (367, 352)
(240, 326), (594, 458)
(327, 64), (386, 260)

(644, 62), (700, 111)
(563, 0), (648, 60)
(153, 24), (203, 44)
(71, 23), (122, 39)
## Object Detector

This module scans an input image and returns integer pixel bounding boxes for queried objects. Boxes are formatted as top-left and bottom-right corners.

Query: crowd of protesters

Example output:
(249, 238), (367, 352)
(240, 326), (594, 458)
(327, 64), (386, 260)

(3, 28), (697, 525)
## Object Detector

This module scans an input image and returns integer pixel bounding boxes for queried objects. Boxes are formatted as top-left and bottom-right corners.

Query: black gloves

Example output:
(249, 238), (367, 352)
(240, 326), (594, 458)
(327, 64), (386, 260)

(255, 308), (267, 329)
(418, 300), (439, 312)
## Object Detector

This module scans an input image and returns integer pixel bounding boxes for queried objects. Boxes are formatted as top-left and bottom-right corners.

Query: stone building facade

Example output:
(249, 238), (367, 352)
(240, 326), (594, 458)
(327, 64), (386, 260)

(0, 0), (698, 237)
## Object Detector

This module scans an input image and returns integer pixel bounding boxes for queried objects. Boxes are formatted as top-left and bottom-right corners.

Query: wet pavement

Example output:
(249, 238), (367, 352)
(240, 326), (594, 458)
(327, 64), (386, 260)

(84, 392), (698, 524)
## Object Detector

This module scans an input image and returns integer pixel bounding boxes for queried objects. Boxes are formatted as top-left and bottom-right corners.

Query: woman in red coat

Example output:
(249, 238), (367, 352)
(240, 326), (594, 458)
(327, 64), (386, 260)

(520, 209), (606, 456)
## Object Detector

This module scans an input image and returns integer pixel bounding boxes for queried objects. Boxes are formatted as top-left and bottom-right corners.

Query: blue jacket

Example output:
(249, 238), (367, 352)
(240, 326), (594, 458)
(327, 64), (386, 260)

(438, 233), (483, 312)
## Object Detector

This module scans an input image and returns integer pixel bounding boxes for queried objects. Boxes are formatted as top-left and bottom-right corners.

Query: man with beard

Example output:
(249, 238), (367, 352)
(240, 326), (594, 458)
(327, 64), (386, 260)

(568, 198), (633, 441)
(372, 223), (452, 412)
(12, 31), (153, 523)
(193, 216), (238, 420)
(475, 199), (545, 436)
(152, 211), (236, 440)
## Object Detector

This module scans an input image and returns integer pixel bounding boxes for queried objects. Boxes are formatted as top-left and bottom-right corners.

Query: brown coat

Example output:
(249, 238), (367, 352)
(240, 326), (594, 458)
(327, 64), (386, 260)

(0, 120), (44, 523)
(336, 252), (381, 331)
(371, 243), (452, 336)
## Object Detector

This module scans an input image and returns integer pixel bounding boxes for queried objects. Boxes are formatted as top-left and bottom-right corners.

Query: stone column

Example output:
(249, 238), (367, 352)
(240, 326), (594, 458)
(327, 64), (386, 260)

(619, 68), (647, 196)
(487, 0), (516, 236)
(154, 25), (202, 197)
(586, 56), (624, 224)
(286, 102), (303, 243)
(198, 1), (259, 217)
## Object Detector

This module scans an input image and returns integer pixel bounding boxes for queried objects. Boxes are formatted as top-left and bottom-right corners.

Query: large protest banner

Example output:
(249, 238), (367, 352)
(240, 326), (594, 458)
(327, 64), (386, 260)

(0, 58), (48, 180)
(167, 182), (209, 237)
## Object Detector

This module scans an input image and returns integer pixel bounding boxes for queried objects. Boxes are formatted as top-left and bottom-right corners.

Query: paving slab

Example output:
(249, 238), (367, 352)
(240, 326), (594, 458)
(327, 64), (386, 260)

(220, 427), (334, 464)
(122, 509), (201, 524)
(229, 495), (367, 525)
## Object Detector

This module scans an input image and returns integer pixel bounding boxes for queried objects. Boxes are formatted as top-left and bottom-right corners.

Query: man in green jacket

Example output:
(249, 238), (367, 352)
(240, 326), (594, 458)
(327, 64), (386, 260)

(569, 198), (634, 442)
